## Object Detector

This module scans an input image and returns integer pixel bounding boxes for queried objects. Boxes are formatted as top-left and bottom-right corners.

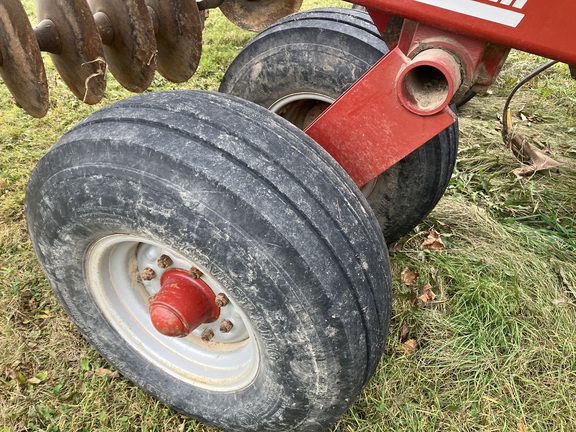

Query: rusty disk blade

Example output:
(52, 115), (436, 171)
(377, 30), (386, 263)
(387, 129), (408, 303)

(0, 0), (48, 117)
(34, 0), (106, 105)
(219, 0), (303, 32)
(88, 0), (156, 93)
(146, 0), (202, 83)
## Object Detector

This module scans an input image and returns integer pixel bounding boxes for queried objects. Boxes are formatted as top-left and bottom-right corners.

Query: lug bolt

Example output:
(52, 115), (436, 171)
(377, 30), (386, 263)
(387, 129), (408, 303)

(215, 293), (230, 307)
(141, 267), (156, 281)
(189, 266), (203, 279)
(157, 254), (173, 269)
(219, 320), (234, 333)
(201, 328), (214, 342)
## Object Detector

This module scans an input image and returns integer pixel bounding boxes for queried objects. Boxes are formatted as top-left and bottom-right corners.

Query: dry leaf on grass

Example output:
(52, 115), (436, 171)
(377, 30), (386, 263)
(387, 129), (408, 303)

(401, 267), (419, 286)
(397, 339), (417, 354)
(420, 229), (445, 250)
(94, 368), (120, 378)
(513, 157), (561, 177)
(4, 368), (17, 381)
(399, 320), (411, 342)
(503, 107), (561, 177)
(27, 371), (49, 385)
(417, 283), (437, 304)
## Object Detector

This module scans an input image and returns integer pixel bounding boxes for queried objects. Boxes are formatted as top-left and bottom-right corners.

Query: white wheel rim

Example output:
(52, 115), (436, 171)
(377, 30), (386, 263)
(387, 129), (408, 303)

(85, 234), (260, 391)
(269, 92), (334, 129)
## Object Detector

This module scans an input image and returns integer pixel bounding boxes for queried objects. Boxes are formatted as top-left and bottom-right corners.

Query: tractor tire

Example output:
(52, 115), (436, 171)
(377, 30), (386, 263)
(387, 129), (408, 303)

(220, 7), (459, 243)
(26, 90), (392, 432)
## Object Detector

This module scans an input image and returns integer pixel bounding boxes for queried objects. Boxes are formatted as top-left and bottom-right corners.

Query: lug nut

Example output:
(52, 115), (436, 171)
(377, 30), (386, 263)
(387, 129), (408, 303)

(141, 267), (156, 281)
(219, 320), (234, 333)
(215, 293), (230, 307)
(157, 254), (173, 269)
(201, 328), (214, 342)
(189, 266), (203, 279)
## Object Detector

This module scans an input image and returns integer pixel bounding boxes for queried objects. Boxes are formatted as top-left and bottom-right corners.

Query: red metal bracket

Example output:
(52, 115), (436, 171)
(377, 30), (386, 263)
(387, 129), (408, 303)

(305, 47), (456, 188)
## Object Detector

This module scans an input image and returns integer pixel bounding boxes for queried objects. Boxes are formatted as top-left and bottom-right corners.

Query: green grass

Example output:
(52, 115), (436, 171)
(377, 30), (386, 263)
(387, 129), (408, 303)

(1, 1), (575, 431)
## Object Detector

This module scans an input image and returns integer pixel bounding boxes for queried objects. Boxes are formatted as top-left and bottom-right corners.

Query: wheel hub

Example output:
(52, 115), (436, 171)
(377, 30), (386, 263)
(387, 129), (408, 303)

(150, 269), (220, 337)
(85, 235), (259, 391)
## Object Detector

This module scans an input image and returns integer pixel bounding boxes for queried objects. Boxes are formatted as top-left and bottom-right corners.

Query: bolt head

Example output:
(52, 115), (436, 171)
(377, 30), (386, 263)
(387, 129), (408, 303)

(141, 267), (156, 281)
(189, 266), (203, 279)
(215, 293), (230, 307)
(157, 254), (173, 269)
(201, 328), (214, 342)
(219, 320), (234, 333)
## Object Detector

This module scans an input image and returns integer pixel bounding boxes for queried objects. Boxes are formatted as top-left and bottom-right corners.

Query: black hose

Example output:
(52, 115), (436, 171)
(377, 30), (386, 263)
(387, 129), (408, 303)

(502, 59), (558, 119)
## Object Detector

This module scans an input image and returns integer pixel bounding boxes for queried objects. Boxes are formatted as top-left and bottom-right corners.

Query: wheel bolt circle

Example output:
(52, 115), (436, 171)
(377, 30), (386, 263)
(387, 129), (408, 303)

(149, 269), (220, 337)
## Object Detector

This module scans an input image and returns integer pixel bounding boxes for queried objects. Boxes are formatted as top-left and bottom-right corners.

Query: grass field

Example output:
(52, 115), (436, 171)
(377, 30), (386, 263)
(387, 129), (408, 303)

(1, 1), (575, 431)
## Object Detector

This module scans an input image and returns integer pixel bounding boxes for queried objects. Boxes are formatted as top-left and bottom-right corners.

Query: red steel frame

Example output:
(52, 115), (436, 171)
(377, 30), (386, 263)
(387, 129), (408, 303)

(359, 0), (576, 66)
(306, 0), (575, 187)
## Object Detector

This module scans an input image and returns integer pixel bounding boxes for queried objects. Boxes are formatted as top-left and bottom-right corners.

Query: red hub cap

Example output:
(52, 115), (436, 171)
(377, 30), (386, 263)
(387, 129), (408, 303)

(149, 269), (220, 337)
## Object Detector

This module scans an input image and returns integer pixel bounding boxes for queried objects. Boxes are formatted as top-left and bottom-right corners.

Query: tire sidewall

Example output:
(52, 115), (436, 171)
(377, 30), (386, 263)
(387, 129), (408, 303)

(220, 14), (457, 243)
(26, 91), (391, 431)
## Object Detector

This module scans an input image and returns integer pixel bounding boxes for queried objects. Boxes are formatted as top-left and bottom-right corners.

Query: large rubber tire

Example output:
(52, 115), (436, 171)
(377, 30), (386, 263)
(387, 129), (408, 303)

(26, 91), (392, 431)
(219, 8), (459, 244)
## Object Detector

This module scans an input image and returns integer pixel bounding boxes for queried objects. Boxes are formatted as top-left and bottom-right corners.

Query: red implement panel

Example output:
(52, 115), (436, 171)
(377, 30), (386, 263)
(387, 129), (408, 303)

(356, 0), (576, 65)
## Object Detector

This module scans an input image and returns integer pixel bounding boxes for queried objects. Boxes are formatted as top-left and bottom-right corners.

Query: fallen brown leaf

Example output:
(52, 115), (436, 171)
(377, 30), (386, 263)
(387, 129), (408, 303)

(418, 282), (437, 304)
(503, 107), (561, 176)
(512, 156), (561, 177)
(397, 339), (417, 354)
(420, 229), (445, 250)
(399, 321), (411, 342)
(4, 368), (25, 386)
(401, 267), (419, 286)
(94, 368), (120, 379)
